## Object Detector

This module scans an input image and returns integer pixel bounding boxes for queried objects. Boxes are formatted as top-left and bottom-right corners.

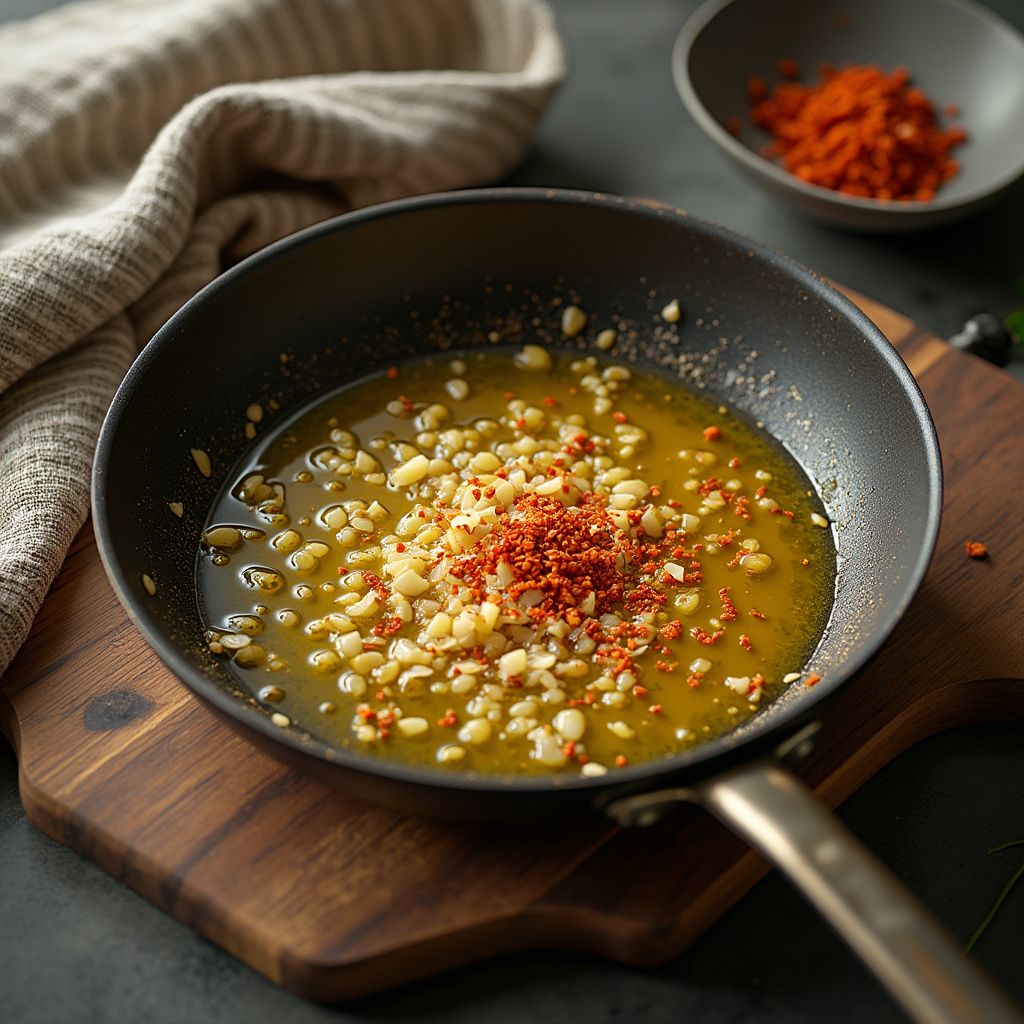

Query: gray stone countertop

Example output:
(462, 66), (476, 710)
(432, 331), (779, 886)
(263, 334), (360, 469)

(3, 1), (1023, 1022)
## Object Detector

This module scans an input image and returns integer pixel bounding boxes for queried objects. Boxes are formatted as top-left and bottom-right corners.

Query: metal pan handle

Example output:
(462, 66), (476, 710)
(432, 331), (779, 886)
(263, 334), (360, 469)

(608, 758), (1022, 1024)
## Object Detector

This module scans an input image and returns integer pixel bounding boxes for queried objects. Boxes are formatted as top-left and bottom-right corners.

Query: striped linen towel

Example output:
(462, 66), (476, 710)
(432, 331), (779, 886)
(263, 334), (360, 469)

(0, 0), (565, 674)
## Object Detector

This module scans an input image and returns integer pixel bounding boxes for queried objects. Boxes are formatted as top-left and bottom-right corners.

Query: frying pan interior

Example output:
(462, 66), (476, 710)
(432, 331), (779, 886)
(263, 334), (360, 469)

(93, 189), (940, 817)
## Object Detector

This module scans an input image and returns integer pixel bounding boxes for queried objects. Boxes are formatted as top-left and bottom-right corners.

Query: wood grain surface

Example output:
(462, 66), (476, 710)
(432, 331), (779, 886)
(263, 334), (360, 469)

(2, 291), (1023, 1001)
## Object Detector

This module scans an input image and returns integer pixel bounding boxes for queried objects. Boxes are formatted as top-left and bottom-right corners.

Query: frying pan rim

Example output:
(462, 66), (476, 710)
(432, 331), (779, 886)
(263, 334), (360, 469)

(92, 186), (943, 796)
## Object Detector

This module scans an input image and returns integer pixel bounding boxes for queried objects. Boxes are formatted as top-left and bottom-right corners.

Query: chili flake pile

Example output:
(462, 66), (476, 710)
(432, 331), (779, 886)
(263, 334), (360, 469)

(198, 340), (835, 776)
(747, 61), (966, 202)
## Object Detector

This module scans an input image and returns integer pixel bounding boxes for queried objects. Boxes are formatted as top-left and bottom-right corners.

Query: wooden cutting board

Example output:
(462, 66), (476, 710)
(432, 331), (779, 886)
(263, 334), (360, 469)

(2, 290), (1023, 1002)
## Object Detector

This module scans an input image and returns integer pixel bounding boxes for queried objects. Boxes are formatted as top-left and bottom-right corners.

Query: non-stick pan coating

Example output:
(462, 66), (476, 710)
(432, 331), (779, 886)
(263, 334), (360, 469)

(92, 189), (941, 819)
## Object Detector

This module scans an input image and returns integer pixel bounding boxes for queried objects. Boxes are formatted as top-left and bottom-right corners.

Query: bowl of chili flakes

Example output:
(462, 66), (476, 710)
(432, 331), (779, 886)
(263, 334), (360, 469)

(672, 0), (1024, 231)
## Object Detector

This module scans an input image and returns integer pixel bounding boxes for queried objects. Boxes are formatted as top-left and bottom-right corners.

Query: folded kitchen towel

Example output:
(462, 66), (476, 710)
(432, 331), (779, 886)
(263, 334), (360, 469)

(0, 0), (565, 674)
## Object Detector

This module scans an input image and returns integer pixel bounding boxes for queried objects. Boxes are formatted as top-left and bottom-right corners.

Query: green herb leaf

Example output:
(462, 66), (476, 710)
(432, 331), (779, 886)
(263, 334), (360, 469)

(1005, 310), (1024, 344)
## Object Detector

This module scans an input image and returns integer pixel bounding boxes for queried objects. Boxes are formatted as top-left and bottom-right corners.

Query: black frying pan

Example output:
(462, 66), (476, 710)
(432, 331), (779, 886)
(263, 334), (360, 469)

(92, 189), (1019, 1023)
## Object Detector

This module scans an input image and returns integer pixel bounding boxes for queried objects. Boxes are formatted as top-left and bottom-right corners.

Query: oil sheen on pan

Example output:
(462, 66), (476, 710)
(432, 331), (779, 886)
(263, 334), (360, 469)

(197, 339), (836, 777)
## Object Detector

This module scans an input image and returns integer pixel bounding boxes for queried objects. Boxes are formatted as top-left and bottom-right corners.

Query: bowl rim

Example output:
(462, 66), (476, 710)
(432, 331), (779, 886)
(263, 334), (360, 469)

(672, 0), (1024, 217)
(92, 186), (943, 797)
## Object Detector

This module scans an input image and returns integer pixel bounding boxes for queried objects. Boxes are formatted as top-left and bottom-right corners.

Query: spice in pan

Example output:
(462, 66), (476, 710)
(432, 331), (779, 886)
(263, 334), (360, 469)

(748, 63), (966, 201)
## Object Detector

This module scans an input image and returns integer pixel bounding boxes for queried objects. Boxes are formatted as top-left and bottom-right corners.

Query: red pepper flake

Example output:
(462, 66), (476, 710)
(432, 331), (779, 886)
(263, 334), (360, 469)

(660, 619), (683, 641)
(718, 586), (738, 622)
(357, 705), (376, 721)
(577, 753), (590, 765)
(728, 456), (742, 469)
(395, 542), (406, 553)
(612, 410), (628, 424)
(362, 571), (389, 600)
(374, 689), (387, 702)
(503, 391), (515, 400)
(543, 395), (559, 407)
(690, 626), (724, 646)
(687, 672), (704, 688)
(804, 674), (821, 688)
(624, 582), (668, 614)
(399, 395), (414, 413)
(747, 673), (766, 695)
(649, 704), (664, 715)
(386, 366), (399, 379)
(738, 633), (753, 652)
(656, 659), (677, 673)
(371, 615), (404, 638)
(965, 541), (988, 560)
(749, 607), (767, 620)
(801, 558), (810, 567)
(562, 741), (576, 757)
(437, 710), (459, 727)
(703, 425), (722, 441)
(698, 477), (729, 498)
(631, 684), (649, 698)
(614, 754), (628, 768)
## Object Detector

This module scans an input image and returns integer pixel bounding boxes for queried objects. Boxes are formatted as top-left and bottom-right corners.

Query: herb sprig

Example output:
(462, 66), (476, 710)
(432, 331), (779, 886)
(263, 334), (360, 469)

(965, 838), (1024, 953)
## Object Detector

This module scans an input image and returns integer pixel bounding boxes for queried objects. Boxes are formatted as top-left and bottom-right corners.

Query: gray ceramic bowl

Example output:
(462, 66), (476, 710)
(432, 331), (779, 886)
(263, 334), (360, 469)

(673, 0), (1024, 231)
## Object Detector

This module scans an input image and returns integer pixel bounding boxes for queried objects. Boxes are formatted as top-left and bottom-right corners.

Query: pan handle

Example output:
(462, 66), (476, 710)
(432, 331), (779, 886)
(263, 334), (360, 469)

(607, 758), (1022, 1024)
